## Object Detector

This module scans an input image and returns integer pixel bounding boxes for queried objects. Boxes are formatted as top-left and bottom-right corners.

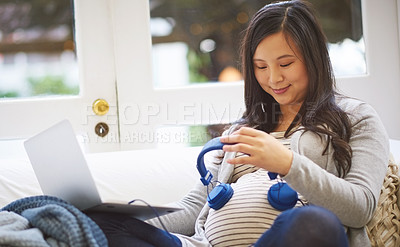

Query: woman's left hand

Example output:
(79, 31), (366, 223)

(220, 127), (293, 175)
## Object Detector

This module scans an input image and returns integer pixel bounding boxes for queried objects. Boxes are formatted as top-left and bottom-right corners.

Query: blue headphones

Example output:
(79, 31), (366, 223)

(197, 137), (299, 211)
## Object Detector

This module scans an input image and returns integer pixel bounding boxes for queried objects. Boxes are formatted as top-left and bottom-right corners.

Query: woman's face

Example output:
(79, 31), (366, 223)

(253, 31), (309, 108)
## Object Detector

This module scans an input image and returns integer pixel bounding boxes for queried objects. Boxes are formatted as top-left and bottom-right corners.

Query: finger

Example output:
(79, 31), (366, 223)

(220, 134), (255, 145)
(223, 143), (254, 155)
(219, 134), (236, 144)
(226, 155), (253, 165)
(219, 127), (258, 143)
(234, 127), (262, 137)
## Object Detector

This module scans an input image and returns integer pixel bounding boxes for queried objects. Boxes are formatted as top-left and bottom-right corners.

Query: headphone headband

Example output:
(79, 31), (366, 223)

(196, 137), (224, 185)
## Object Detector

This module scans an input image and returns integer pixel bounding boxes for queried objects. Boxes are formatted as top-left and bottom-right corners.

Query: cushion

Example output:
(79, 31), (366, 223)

(366, 155), (400, 247)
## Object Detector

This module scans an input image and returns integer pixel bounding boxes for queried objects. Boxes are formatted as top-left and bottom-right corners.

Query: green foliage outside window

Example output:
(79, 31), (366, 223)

(187, 49), (211, 83)
(0, 91), (19, 98)
(28, 76), (79, 96)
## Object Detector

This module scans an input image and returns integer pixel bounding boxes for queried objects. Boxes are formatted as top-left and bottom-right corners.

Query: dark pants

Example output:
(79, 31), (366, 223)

(86, 212), (181, 247)
(254, 206), (349, 247)
(87, 206), (349, 247)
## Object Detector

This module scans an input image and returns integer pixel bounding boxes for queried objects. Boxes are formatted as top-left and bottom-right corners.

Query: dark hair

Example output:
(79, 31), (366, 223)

(239, 0), (352, 177)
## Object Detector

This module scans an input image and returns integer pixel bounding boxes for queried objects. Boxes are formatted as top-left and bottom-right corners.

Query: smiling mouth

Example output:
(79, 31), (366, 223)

(272, 85), (291, 94)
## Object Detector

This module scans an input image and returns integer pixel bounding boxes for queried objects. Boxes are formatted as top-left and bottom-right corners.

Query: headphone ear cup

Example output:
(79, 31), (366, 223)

(207, 183), (234, 210)
(268, 183), (298, 211)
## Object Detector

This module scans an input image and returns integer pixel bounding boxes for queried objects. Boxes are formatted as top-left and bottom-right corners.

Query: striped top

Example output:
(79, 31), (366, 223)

(204, 131), (304, 247)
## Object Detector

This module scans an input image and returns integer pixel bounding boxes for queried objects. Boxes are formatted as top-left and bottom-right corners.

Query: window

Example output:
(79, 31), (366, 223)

(0, 0), (79, 99)
(114, 0), (400, 150)
(149, 0), (365, 89)
(0, 0), (119, 153)
(147, 0), (367, 147)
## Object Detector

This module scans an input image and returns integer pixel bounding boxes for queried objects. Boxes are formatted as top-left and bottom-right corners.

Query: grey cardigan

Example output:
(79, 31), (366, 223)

(148, 97), (390, 247)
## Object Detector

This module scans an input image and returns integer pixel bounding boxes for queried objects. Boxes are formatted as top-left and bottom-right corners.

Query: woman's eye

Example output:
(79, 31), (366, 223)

(256, 66), (267, 69)
(281, 62), (293, 68)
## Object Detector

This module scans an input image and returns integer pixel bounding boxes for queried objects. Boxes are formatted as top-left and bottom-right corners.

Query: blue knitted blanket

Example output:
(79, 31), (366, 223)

(1, 195), (108, 247)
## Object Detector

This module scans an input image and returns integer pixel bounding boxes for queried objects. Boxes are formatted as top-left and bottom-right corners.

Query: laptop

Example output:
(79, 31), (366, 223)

(24, 119), (182, 220)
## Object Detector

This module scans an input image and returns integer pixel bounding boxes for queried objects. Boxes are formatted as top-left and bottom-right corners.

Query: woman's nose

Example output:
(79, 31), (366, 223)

(269, 67), (284, 85)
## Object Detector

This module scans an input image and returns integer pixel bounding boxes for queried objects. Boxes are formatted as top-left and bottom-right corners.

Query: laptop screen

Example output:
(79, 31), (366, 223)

(24, 120), (102, 210)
